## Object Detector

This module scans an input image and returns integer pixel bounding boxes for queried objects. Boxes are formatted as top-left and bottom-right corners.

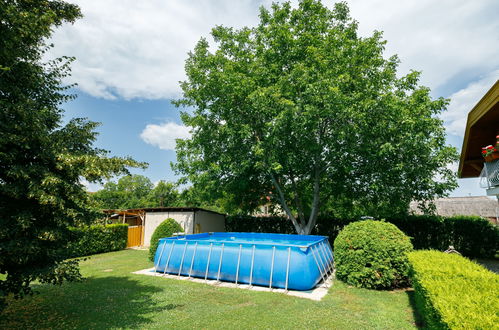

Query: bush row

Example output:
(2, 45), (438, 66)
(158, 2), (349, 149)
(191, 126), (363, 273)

(68, 224), (129, 257)
(408, 250), (499, 329)
(226, 215), (499, 258)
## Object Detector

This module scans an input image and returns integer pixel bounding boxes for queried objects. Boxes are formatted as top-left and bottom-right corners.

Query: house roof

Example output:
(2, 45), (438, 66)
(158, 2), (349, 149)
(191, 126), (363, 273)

(458, 80), (499, 178)
(104, 207), (225, 216)
(409, 196), (498, 218)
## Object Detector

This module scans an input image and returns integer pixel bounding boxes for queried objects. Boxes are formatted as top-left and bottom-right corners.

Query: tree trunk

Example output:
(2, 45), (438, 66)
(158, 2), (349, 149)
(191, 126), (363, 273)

(270, 172), (320, 235)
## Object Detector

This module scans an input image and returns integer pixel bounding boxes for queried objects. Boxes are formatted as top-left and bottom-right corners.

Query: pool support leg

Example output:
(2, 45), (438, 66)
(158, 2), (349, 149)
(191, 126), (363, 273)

(216, 243), (225, 282)
(321, 241), (333, 273)
(154, 241), (167, 275)
(235, 244), (242, 285)
(311, 246), (328, 285)
(178, 242), (188, 278)
(285, 247), (291, 292)
(249, 244), (255, 287)
(204, 243), (213, 282)
(188, 242), (198, 279)
(317, 242), (331, 277)
(269, 246), (276, 289)
(314, 245), (328, 279)
(163, 241), (176, 276)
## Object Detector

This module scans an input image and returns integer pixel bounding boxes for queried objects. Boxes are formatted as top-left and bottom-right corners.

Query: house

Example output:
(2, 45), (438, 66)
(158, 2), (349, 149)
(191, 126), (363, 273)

(104, 207), (226, 247)
(459, 80), (499, 196)
(409, 196), (498, 224)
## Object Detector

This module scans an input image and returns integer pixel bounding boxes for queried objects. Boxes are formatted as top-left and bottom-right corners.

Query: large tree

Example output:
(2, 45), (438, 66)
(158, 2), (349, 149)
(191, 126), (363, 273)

(0, 0), (144, 309)
(174, 0), (457, 234)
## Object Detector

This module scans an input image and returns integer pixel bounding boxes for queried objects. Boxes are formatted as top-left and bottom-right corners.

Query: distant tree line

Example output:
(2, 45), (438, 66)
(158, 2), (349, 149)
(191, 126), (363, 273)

(90, 174), (225, 212)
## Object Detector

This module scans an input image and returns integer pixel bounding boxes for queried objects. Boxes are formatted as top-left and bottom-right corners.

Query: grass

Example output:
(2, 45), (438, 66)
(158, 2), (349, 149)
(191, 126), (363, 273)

(1, 249), (420, 329)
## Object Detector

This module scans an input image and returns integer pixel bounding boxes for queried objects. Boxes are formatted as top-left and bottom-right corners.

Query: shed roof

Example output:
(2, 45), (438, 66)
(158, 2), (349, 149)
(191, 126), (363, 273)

(458, 80), (499, 178)
(409, 196), (498, 218)
(104, 207), (225, 216)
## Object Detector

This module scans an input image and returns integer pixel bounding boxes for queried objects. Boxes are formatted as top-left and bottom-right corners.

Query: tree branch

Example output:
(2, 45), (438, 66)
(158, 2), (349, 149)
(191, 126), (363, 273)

(269, 172), (304, 234)
(305, 166), (321, 234)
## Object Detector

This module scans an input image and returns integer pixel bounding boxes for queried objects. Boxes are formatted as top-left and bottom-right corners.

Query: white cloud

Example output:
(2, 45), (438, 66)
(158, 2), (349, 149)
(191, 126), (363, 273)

(47, 0), (499, 100)
(347, 0), (499, 89)
(140, 122), (191, 150)
(441, 70), (499, 137)
(48, 0), (271, 99)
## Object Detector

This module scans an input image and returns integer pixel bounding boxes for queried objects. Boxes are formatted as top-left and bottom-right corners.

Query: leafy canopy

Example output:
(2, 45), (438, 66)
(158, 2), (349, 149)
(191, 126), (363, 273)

(0, 0), (144, 309)
(174, 0), (457, 234)
(91, 175), (182, 210)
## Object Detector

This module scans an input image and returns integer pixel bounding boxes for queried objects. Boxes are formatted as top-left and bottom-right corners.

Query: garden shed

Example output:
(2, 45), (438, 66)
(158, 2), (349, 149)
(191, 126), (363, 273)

(104, 207), (226, 247)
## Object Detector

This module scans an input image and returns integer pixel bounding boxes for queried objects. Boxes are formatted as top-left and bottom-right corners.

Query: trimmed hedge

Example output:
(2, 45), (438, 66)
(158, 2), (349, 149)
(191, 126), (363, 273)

(69, 224), (128, 257)
(226, 215), (499, 258)
(334, 220), (413, 289)
(408, 250), (499, 329)
(148, 218), (184, 261)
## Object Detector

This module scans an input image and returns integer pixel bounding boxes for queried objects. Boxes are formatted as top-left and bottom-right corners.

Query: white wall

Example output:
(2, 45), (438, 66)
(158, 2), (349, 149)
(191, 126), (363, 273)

(143, 211), (194, 246)
(195, 210), (225, 233)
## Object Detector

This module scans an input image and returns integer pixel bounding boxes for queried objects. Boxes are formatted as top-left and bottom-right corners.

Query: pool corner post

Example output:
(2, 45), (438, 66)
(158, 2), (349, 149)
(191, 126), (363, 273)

(154, 240), (167, 275)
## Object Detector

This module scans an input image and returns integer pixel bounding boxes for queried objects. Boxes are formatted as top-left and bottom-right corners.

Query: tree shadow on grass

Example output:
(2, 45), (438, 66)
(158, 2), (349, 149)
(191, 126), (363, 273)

(1, 276), (180, 329)
(406, 289), (425, 329)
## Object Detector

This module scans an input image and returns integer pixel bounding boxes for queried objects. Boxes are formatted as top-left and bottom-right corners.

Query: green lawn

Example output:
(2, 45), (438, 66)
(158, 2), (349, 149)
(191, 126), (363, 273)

(1, 249), (420, 329)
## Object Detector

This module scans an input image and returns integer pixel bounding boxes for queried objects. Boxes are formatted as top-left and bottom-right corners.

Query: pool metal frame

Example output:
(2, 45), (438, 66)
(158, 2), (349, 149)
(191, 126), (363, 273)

(153, 233), (334, 291)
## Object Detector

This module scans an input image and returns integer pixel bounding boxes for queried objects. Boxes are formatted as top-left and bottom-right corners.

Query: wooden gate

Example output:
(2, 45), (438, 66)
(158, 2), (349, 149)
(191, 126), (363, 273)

(127, 225), (143, 247)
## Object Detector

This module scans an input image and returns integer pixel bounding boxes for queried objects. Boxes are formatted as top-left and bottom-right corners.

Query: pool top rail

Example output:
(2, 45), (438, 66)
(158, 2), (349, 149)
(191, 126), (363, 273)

(160, 232), (329, 249)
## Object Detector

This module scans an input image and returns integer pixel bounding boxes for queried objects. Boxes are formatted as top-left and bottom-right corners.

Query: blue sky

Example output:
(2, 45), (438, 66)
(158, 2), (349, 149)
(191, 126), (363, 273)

(54, 0), (499, 196)
(63, 93), (182, 184)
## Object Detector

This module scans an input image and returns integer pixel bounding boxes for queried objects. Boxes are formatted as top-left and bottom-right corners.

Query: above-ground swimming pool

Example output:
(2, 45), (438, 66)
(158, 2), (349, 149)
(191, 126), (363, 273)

(153, 232), (334, 291)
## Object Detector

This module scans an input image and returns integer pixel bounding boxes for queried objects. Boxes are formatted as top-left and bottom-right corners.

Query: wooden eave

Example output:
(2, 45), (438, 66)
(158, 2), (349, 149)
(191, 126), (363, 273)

(102, 209), (144, 217)
(459, 80), (499, 178)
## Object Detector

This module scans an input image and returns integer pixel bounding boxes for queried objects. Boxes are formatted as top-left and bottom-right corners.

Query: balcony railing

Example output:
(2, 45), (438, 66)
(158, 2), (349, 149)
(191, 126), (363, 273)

(479, 159), (499, 189)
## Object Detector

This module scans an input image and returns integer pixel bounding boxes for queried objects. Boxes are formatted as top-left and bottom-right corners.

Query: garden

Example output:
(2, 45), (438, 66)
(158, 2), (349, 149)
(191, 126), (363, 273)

(0, 248), (419, 329)
(1, 1), (499, 329)
(1, 215), (497, 329)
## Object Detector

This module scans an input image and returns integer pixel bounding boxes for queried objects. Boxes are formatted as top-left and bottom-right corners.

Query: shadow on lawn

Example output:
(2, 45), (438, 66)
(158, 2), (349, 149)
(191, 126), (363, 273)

(1, 276), (179, 329)
(406, 290), (425, 329)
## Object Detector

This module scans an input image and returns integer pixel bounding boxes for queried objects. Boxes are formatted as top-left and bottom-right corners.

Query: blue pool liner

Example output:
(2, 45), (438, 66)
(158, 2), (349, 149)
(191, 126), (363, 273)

(153, 232), (334, 291)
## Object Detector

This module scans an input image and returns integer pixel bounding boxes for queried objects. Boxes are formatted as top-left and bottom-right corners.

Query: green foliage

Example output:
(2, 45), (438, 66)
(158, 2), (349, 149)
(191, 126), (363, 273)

(389, 215), (498, 258)
(445, 215), (498, 258)
(174, 0), (458, 235)
(334, 220), (413, 289)
(408, 250), (499, 329)
(149, 181), (180, 207)
(226, 215), (498, 258)
(68, 224), (128, 257)
(91, 175), (183, 209)
(0, 0), (145, 310)
(92, 175), (155, 209)
(148, 219), (184, 261)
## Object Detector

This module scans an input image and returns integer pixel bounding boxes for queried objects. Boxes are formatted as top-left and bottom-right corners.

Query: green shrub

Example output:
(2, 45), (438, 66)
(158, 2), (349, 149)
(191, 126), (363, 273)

(445, 215), (498, 258)
(226, 215), (498, 258)
(334, 220), (413, 289)
(69, 224), (128, 257)
(389, 215), (498, 258)
(148, 218), (183, 261)
(408, 250), (499, 329)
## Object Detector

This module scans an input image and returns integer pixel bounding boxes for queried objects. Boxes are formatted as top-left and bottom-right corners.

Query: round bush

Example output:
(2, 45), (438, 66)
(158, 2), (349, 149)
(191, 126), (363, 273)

(334, 220), (413, 289)
(148, 218), (183, 261)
